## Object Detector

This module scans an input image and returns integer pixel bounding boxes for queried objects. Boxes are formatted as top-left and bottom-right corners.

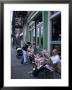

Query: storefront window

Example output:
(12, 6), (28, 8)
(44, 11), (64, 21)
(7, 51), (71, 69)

(36, 23), (43, 49)
(51, 14), (61, 56)
(36, 27), (39, 48)
(41, 26), (43, 48)
(28, 31), (31, 42)
(52, 15), (61, 41)
(32, 29), (35, 44)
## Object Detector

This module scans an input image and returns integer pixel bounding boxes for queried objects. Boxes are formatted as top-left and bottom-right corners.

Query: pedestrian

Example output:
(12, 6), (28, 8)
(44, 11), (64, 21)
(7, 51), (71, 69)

(21, 45), (28, 64)
(27, 42), (31, 46)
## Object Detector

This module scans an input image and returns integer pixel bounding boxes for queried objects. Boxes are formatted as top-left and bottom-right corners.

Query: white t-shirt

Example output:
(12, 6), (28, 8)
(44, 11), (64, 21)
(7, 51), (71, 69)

(50, 55), (60, 64)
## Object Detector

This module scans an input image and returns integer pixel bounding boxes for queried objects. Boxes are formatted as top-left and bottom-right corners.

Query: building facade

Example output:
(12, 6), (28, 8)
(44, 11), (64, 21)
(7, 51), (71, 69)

(12, 11), (61, 54)
(12, 11), (27, 48)
(23, 11), (61, 54)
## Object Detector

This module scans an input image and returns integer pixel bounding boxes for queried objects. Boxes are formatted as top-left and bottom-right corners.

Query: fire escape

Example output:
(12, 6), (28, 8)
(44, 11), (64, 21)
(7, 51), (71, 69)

(12, 11), (27, 47)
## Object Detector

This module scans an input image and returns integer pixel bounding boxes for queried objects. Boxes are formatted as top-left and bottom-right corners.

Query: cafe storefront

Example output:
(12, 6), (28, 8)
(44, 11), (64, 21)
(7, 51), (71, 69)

(23, 11), (61, 55)
(48, 11), (61, 55)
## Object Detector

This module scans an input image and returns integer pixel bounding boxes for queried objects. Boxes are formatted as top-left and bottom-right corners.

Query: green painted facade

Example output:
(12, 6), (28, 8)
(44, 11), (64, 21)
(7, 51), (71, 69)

(39, 26), (41, 49)
(23, 11), (48, 50)
(42, 11), (48, 49)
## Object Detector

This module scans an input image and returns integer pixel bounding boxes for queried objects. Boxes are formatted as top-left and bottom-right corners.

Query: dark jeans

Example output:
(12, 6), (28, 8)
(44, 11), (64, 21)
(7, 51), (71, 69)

(33, 66), (54, 79)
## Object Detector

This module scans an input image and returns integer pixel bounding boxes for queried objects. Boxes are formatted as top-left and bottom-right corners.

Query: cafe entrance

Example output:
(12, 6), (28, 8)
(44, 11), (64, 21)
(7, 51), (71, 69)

(49, 12), (61, 56)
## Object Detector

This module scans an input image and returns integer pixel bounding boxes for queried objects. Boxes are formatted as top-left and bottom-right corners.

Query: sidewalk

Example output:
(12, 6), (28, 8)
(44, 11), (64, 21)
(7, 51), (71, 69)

(11, 46), (35, 79)
(11, 46), (61, 79)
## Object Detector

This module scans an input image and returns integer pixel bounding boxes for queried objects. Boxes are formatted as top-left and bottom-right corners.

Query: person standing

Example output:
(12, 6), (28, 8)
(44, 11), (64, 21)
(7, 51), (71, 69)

(21, 45), (28, 64)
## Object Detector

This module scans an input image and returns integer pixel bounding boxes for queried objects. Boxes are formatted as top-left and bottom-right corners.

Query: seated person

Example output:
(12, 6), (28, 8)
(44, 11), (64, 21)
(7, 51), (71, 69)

(44, 49), (61, 72)
(27, 44), (34, 63)
(51, 49), (60, 63)
(50, 49), (60, 72)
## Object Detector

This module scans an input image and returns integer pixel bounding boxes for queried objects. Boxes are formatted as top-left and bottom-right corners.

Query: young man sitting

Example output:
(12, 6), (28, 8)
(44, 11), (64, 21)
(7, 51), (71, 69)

(44, 49), (61, 78)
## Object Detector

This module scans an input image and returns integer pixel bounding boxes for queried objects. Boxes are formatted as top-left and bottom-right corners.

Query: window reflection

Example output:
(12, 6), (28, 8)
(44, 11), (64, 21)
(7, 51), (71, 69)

(52, 15), (61, 41)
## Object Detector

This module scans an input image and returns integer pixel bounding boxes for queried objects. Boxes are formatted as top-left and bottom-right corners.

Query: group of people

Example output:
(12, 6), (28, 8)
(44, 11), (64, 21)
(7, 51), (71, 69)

(16, 42), (61, 78)
(21, 42), (35, 64)
(32, 49), (61, 78)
